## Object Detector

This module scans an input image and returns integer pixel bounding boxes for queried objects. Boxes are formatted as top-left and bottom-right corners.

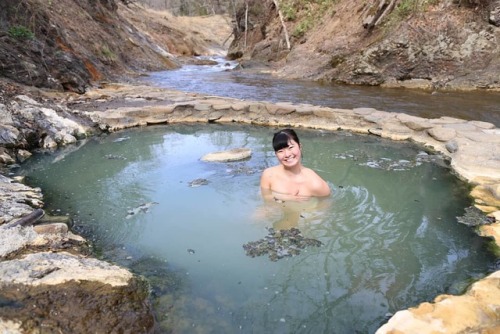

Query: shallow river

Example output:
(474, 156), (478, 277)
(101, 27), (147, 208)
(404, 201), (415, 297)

(143, 57), (500, 126)
(18, 124), (498, 334)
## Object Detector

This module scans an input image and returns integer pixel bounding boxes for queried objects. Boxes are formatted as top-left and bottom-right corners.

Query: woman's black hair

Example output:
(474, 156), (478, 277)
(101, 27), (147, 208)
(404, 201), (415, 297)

(272, 128), (300, 152)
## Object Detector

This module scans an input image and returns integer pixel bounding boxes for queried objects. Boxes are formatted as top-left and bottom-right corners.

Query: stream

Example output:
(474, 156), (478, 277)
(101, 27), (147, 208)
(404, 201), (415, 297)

(143, 56), (500, 126)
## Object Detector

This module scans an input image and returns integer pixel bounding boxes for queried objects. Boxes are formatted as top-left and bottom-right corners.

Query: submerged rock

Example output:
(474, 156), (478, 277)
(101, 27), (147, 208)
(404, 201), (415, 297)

(243, 227), (322, 262)
(126, 202), (158, 219)
(112, 137), (130, 143)
(0, 277), (154, 333)
(104, 154), (126, 160)
(225, 162), (259, 176)
(188, 178), (209, 187)
(457, 206), (496, 227)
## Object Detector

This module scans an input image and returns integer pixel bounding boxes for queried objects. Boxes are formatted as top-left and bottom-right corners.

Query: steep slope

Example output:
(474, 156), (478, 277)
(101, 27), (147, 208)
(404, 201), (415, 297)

(228, 0), (500, 91)
(0, 0), (231, 93)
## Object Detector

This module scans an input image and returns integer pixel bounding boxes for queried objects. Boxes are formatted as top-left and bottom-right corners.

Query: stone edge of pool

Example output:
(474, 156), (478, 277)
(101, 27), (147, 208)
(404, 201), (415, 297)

(0, 82), (499, 333)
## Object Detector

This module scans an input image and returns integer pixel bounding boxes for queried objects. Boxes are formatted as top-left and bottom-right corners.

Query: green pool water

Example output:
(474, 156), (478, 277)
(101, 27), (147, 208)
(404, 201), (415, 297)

(17, 124), (497, 333)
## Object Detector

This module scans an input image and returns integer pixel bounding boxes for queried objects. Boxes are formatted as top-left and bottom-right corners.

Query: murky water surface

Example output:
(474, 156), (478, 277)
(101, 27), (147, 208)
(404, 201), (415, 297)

(143, 57), (500, 126)
(18, 124), (497, 333)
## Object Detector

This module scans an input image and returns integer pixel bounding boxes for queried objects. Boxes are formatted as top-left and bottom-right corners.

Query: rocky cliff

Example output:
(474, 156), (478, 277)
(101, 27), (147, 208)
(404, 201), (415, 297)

(228, 0), (500, 91)
(0, 0), (230, 93)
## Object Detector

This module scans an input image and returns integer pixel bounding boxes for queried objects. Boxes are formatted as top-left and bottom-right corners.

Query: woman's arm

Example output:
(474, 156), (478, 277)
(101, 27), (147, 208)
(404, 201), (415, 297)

(260, 168), (275, 201)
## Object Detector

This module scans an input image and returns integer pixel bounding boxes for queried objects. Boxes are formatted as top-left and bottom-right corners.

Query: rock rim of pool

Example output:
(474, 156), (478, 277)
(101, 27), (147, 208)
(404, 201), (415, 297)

(201, 147), (252, 162)
(0, 82), (499, 333)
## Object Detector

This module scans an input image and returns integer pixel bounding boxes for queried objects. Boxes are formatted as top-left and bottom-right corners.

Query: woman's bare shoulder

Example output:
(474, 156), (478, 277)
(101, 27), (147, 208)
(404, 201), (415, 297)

(303, 167), (331, 196)
(261, 165), (279, 187)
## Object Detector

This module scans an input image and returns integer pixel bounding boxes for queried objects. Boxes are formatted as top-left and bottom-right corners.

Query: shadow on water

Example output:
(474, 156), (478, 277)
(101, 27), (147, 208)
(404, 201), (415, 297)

(143, 57), (500, 126)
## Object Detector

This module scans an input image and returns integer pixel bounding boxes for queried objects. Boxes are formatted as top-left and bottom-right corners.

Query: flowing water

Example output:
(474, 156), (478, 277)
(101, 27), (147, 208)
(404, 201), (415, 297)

(143, 57), (500, 126)
(17, 124), (498, 333)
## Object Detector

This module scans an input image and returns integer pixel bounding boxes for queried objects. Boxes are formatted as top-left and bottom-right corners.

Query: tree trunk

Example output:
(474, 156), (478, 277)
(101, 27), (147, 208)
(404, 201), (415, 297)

(272, 0), (290, 50)
(244, 1), (248, 48)
(363, 0), (399, 30)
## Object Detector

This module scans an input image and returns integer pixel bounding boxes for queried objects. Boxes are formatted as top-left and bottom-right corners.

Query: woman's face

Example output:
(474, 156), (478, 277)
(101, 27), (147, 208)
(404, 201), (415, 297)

(275, 139), (301, 168)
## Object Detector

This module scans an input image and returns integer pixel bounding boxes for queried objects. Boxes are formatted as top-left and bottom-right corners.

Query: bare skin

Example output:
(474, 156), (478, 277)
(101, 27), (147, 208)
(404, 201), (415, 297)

(260, 139), (331, 202)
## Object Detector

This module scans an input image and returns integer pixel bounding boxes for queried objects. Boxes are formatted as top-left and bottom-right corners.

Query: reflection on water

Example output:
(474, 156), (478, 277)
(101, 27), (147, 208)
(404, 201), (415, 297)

(143, 57), (500, 126)
(256, 194), (330, 230)
(17, 124), (497, 333)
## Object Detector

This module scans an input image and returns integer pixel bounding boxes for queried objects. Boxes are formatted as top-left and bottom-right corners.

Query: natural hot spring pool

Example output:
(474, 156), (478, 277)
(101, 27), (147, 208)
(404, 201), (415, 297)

(17, 124), (497, 333)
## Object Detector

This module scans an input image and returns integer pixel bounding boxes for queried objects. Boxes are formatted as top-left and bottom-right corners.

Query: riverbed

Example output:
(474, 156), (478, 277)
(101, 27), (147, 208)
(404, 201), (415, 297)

(143, 57), (500, 126)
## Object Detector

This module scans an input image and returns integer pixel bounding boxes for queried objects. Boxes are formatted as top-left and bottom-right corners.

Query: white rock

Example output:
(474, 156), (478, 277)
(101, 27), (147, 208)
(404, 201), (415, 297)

(0, 252), (132, 286)
(201, 148), (252, 162)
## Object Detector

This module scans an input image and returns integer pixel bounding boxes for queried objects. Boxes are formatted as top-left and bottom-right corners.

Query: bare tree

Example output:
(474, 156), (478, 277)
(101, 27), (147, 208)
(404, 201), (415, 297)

(272, 0), (290, 50)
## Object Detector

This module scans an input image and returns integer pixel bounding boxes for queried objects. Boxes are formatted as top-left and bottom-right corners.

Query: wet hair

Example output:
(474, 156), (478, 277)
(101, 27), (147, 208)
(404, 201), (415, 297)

(272, 128), (300, 152)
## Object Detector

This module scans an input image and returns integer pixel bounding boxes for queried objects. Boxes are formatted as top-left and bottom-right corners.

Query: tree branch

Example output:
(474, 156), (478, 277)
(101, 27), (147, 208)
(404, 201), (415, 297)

(272, 0), (290, 50)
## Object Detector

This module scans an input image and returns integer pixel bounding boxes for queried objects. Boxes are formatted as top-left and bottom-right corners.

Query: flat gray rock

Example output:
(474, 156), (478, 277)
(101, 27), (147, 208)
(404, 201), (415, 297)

(201, 148), (252, 162)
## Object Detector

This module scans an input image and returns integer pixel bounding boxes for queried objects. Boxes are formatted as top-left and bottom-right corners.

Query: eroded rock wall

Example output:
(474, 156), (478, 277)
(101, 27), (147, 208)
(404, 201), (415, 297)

(0, 82), (155, 333)
(229, 0), (500, 91)
(0, 0), (229, 93)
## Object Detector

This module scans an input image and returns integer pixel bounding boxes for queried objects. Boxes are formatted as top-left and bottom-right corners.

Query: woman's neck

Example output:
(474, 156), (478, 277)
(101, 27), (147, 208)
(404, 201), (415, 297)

(282, 163), (302, 176)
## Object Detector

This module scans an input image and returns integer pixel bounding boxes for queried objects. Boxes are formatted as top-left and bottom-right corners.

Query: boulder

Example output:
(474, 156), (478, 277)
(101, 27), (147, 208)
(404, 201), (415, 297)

(490, 1), (500, 27)
(0, 252), (132, 286)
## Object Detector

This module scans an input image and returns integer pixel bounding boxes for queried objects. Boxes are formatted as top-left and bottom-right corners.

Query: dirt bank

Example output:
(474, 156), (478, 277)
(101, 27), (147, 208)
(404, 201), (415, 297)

(0, 0), (231, 93)
(228, 0), (500, 91)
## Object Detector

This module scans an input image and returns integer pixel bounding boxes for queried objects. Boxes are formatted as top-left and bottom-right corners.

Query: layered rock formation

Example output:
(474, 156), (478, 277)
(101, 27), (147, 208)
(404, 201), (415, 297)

(228, 0), (500, 91)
